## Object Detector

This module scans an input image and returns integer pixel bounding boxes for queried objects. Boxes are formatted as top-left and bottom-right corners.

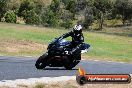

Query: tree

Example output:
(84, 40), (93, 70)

(79, 0), (94, 30)
(17, 0), (35, 19)
(61, 19), (73, 29)
(50, 0), (60, 13)
(83, 6), (94, 29)
(59, 8), (74, 28)
(6, 0), (21, 11)
(40, 8), (59, 27)
(45, 0), (62, 26)
(66, 0), (76, 13)
(115, 0), (132, 25)
(25, 10), (40, 25)
(76, 0), (88, 12)
(93, 0), (113, 30)
(33, 0), (52, 14)
(33, 0), (52, 7)
(0, 0), (8, 20)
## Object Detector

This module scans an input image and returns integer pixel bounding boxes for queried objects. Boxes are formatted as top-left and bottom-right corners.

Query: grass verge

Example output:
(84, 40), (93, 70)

(33, 80), (132, 88)
(1, 80), (132, 88)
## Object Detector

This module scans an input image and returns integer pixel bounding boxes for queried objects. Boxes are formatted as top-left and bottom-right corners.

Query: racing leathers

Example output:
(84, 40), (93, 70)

(58, 30), (84, 56)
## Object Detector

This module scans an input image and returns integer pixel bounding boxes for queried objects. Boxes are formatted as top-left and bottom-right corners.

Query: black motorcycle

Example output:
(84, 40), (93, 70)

(35, 38), (90, 70)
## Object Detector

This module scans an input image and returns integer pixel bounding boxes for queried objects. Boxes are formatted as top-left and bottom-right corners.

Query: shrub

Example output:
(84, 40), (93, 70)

(61, 19), (73, 29)
(40, 8), (59, 27)
(4, 10), (16, 23)
(25, 10), (40, 25)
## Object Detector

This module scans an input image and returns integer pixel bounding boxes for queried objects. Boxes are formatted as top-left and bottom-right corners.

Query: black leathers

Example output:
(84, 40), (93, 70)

(58, 31), (84, 54)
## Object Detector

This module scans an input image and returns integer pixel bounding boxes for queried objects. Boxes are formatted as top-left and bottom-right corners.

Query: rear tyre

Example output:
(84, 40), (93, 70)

(35, 53), (48, 69)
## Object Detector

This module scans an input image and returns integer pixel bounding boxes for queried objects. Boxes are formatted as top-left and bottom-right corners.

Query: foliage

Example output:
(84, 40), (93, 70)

(66, 0), (76, 13)
(17, 0), (35, 19)
(114, 0), (132, 25)
(0, 0), (8, 20)
(83, 6), (94, 29)
(4, 10), (16, 23)
(61, 19), (73, 29)
(39, 0), (61, 27)
(93, 0), (113, 30)
(50, 0), (60, 13)
(60, 9), (74, 29)
(40, 8), (59, 27)
(33, 0), (45, 14)
(0, 0), (132, 29)
(76, 0), (88, 12)
(7, 0), (21, 11)
(25, 10), (40, 25)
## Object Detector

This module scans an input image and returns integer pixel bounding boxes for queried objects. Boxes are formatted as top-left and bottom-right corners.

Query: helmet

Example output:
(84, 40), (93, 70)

(73, 25), (83, 34)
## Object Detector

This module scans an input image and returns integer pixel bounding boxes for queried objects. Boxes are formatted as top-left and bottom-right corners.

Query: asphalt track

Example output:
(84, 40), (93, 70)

(0, 56), (132, 81)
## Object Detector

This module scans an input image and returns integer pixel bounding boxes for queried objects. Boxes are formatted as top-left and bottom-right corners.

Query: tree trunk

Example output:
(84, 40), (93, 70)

(122, 9), (126, 26)
(122, 18), (126, 26)
(98, 12), (104, 30)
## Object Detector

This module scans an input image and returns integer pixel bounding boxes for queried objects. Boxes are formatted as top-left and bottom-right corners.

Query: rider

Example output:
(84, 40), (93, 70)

(57, 23), (84, 55)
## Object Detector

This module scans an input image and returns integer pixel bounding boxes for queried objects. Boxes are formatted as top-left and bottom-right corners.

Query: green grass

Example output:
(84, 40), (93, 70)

(0, 22), (132, 62)
(84, 32), (132, 62)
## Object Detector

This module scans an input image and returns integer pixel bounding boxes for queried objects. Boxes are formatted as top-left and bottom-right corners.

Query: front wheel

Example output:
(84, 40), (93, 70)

(64, 60), (80, 70)
(35, 53), (48, 69)
(64, 64), (74, 70)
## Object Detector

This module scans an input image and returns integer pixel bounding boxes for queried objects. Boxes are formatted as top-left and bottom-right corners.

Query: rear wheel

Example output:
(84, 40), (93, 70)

(35, 53), (48, 69)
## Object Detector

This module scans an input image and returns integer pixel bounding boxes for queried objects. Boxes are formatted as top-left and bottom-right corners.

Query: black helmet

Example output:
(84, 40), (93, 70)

(73, 25), (83, 34)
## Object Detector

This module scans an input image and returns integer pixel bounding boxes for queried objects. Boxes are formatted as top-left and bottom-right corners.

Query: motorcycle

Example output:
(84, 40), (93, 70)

(35, 38), (90, 70)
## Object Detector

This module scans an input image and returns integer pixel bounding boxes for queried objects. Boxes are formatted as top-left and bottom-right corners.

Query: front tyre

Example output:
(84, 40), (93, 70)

(64, 64), (74, 70)
(35, 53), (48, 69)
(64, 60), (80, 70)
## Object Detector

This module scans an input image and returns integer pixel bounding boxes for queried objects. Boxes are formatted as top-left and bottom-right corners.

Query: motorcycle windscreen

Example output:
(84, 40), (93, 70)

(81, 43), (90, 53)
